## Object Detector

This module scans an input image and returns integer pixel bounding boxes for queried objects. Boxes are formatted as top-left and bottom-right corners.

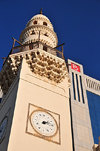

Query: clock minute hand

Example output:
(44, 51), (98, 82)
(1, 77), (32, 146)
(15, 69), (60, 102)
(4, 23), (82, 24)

(46, 121), (53, 126)
(42, 121), (48, 124)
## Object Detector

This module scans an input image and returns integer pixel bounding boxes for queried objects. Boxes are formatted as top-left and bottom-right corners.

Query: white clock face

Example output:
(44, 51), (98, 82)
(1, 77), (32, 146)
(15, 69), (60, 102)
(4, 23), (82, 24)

(30, 110), (58, 137)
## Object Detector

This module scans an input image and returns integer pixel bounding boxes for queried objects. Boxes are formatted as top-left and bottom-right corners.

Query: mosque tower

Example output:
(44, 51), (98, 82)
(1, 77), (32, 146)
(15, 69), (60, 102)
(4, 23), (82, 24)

(0, 11), (72, 151)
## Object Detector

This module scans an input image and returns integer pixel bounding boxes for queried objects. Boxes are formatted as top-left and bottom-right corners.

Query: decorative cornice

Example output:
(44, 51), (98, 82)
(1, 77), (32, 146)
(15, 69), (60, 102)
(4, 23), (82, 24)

(26, 16), (53, 30)
(20, 25), (57, 42)
(25, 49), (68, 83)
(0, 56), (22, 94)
(19, 25), (58, 47)
(0, 49), (70, 94)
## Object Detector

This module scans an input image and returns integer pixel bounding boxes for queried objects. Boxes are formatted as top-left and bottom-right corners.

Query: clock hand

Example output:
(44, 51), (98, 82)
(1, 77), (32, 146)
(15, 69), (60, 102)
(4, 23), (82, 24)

(42, 121), (48, 124)
(42, 121), (53, 126)
(46, 122), (53, 126)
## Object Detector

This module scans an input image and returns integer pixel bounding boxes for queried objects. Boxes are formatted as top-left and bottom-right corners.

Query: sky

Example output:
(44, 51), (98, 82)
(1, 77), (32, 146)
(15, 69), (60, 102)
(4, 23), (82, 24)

(0, 0), (100, 80)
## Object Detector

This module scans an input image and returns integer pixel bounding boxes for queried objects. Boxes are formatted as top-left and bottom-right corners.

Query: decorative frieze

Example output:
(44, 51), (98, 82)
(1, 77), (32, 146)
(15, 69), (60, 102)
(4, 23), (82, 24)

(0, 49), (69, 95)
(20, 25), (58, 48)
(25, 49), (68, 83)
(0, 56), (22, 94)
(26, 14), (53, 30)
(20, 14), (58, 48)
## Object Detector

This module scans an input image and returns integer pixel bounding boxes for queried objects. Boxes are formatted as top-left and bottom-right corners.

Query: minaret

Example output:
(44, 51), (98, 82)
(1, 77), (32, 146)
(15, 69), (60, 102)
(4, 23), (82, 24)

(0, 12), (72, 151)
(20, 12), (58, 48)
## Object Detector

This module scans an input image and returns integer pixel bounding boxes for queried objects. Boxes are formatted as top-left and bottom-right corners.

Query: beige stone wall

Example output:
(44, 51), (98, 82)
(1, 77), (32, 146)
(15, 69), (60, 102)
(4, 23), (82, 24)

(7, 59), (72, 151)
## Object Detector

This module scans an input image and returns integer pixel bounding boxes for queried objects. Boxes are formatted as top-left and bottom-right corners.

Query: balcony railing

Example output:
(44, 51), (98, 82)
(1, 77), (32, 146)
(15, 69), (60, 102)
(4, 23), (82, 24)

(3, 41), (65, 67)
(11, 41), (64, 57)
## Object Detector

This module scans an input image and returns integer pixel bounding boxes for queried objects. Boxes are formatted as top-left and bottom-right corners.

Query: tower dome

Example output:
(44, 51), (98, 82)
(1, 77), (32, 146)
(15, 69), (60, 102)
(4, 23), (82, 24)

(20, 13), (58, 48)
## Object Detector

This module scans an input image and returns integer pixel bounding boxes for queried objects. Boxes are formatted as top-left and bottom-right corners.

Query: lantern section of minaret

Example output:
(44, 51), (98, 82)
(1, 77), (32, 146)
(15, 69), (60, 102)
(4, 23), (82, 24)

(20, 14), (58, 48)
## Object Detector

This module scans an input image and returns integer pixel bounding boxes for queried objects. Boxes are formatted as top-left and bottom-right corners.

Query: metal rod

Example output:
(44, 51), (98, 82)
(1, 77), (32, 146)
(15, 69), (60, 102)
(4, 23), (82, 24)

(40, 8), (43, 14)
(12, 39), (15, 48)
(53, 43), (65, 49)
(12, 37), (23, 46)
(12, 41), (38, 50)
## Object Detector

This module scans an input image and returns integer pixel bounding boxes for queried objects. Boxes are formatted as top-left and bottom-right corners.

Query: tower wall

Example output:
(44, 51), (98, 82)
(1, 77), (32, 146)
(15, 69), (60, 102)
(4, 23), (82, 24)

(7, 58), (73, 151)
(68, 59), (94, 151)
(0, 77), (19, 151)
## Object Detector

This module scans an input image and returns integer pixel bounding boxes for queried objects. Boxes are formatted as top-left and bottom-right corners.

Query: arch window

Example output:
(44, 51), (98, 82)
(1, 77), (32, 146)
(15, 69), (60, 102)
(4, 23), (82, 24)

(44, 33), (48, 37)
(43, 22), (47, 26)
(33, 21), (37, 24)
(29, 43), (33, 50)
(43, 45), (47, 51)
(31, 30), (35, 35)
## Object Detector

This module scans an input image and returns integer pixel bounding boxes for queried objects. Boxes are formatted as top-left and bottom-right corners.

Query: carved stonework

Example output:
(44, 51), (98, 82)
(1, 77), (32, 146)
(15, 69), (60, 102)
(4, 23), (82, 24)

(20, 14), (58, 48)
(0, 49), (69, 95)
(20, 25), (58, 48)
(26, 14), (53, 30)
(0, 56), (22, 94)
(25, 49), (68, 83)
(93, 137), (100, 151)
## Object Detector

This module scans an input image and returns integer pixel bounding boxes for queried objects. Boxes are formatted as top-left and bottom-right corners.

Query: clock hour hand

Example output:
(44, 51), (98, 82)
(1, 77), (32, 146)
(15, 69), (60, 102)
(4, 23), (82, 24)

(42, 121), (48, 124)
(42, 121), (53, 126)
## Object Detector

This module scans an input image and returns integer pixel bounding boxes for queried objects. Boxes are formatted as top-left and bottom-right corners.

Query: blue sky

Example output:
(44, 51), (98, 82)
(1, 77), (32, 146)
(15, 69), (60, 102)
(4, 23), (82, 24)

(0, 0), (100, 80)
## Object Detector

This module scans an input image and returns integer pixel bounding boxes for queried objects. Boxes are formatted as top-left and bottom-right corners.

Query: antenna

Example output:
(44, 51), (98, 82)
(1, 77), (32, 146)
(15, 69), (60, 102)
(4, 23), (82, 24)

(40, 8), (43, 14)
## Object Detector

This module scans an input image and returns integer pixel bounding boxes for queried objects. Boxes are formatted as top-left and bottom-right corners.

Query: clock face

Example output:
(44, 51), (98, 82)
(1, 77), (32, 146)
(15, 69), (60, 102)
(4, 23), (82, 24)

(30, 110), (58, 137)
(0, 116), (8, 143)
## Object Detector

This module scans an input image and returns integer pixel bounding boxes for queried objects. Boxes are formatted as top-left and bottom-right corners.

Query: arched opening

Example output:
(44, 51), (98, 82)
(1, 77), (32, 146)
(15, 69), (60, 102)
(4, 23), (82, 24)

(33, 21), (37, 24)
(43, 45), (47, 51)
(29, 43), (33, 50)
(44, 33), (48, 37)
(43, 22), (47, 26)
(31, 30), (35, 35)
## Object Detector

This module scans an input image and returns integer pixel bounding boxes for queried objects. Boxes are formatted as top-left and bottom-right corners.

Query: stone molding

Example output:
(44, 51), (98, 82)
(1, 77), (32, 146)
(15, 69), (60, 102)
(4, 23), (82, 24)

(27, 15), (53, 30)
(25, 49), (68, 83)
(0, 49), (69, 95)
(20, 25), (58, 48)
(0, 56), (22, 94)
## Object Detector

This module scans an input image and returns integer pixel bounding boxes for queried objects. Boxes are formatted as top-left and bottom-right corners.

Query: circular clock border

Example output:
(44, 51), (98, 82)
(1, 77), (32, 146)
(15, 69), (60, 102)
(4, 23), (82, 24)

(29, 109), (58, 137)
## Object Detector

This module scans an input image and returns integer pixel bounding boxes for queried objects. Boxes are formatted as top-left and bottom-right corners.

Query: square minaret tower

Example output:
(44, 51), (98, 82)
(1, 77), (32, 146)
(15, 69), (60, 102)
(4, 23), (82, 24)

(0, 12), (72, 151)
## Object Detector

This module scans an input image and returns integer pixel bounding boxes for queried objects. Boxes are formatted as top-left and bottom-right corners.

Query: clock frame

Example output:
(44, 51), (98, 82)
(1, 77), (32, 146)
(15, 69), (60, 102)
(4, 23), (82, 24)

(30, 109), (58, 137)
(26, 103), (61, 144)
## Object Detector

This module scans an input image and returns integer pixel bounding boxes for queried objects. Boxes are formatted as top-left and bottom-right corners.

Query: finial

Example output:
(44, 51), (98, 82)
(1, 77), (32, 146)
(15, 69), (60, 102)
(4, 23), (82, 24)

(99, 136), (100, 145)
(40, 8), (43, 14)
